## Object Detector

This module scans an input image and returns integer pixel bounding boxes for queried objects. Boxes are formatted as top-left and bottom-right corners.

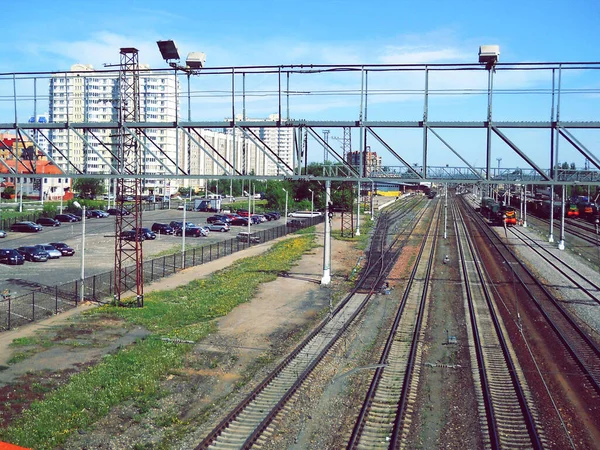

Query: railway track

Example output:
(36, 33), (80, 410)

(508, 226), (600, 306)
(454, 200), (544, 449)
(529, 213), (600, 247)
(197, 196), (431, 449)
(461, 196), (600, 398)
(347, 198), (441, 449)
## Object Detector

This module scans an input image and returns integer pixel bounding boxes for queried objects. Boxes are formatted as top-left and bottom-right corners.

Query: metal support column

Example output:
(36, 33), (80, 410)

(114, 47), (144, 307)
(321, 180), (331, 285)
(558, 184), (566, 250)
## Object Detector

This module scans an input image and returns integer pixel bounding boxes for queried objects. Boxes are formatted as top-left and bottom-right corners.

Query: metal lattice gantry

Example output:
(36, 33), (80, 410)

(1, 60), (600, 189)
(114, 48), (144, 307)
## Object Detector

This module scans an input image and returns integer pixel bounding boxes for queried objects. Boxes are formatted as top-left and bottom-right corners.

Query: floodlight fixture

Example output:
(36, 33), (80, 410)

(186, 52), (206, 69)
(479, 45), (500, 70)
(157, 40), (180, 62)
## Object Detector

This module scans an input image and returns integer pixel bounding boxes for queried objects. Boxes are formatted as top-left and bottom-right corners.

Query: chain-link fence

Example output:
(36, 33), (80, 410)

(1, 216), (323, 331)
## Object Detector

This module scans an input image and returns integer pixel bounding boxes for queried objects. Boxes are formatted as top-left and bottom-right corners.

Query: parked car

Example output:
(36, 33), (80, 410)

(72, 210), (92, 219)
(120, 230), (145, 242)
(151, 223), (174, 235)
(16, 246), (49, 262)
(0, 248), (24, 265)
(34, 244), (62, 259)
(10, 221), (42, 232)
(65, 213), (82, 222)
(207, 221), (230, 232)
(0, 230), (7, 238)
(36, 217), (61, 227)
(133, 228), (156, 240)
(89, 209), (109, 218)
(169, 221), (195, 231)
(230, 217), (250, 226)
(207, 214), (230, 224)
(236, 232), (261, 244)
(55, 214), (78, 223)
(175, 226), (207, 237)
(236, 209), (250, 217)
(107, 208), (130, 216)
(49, 242), (75, 256)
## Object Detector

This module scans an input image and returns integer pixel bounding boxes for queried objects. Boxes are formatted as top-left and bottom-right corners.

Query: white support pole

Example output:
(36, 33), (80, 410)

(80, 205), (86, 303)
(182, 199), (187, 267)
(558, 184), (565, 250)
(523, 184), (528, 227)
(356, 181), (361, 236)
(444, 183), (448, 239)
(321, 180), (331, 285)
(283, 188), (288, 225)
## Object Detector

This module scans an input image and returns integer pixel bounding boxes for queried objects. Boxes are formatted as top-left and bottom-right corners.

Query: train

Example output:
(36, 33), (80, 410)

(566, 203), (580, 218)
(578, 202), (598, 221)
(480, 197), (518, 226)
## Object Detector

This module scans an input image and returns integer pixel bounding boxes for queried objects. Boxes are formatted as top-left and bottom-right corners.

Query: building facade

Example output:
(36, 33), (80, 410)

(48, 64), (179, 195)
(346, 149), (382, 176)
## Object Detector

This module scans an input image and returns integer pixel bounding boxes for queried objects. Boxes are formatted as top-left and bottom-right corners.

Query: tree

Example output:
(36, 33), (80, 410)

(72, 178), (105, 199)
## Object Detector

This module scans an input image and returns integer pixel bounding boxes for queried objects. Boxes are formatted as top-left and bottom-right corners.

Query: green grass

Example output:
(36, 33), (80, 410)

(0, 233), (316, 449)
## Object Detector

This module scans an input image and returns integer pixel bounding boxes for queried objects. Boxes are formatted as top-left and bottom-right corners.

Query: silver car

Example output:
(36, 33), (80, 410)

(207, 221), (230, 232)
(0, 230), (6, 238)
(35, 244), (62, 259)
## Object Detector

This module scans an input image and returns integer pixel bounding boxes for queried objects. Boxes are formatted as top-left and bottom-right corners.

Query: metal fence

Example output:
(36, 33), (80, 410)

(0, 216), (323, 331)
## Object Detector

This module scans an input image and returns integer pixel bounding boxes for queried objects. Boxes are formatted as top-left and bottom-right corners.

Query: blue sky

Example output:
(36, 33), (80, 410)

(1, 0), (599, 171)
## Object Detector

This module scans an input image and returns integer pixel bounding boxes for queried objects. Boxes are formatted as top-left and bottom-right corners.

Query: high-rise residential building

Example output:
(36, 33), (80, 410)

(225, 113), (295, 177)
(48, 64), (179, 195)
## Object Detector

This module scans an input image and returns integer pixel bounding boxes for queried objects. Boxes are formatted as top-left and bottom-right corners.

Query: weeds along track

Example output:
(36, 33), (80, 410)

(196, 196), (430, 449)
(454, 201), (545, 450)
(462, 197), (600, 399)
(508, 226), (600, 307)
(347, 199), (441, 449)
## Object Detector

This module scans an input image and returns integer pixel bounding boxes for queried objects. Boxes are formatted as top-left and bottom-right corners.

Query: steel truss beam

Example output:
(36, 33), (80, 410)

(1, 61), (600, 186)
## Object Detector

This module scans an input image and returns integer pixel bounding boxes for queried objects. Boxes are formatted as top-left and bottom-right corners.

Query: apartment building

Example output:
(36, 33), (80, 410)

(224, 113), (295, 177)
(48, 64), (179, 195)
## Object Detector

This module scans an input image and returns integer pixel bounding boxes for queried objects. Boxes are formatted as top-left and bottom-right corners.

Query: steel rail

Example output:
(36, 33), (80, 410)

(347, 199), (440, 448)
(509, 226), (600, 306)
(196, 196), (426, 449)
(455, 200), (543, 449)
(462, 196), (600, 396)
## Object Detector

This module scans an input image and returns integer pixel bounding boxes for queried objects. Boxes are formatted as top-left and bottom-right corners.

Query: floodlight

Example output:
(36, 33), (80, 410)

(186, 52), (206, 69)
(479, 45), (500, 69)
(157, 40), (180, 61)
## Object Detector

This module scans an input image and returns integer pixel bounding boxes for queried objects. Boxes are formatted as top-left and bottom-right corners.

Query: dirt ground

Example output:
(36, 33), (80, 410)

(0, 216), (367, 449)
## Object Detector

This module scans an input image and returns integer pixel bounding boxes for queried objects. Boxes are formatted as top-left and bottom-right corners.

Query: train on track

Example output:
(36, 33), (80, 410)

(523, 198), (599, 223)
(480, 197), (518, 226)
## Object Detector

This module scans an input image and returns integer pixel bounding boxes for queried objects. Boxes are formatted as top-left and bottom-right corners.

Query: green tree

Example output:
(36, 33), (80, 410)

(72, 178), (105, 199)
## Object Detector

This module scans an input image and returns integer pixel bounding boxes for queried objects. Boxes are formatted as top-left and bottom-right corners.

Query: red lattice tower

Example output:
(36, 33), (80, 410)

(114, 47), (144, 307)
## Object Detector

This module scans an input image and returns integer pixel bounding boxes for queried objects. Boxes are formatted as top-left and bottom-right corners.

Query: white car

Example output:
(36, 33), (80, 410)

(0, 230), (6, 238)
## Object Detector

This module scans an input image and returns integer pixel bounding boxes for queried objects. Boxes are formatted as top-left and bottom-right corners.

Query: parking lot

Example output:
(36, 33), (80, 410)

(0, 208), (284, 297)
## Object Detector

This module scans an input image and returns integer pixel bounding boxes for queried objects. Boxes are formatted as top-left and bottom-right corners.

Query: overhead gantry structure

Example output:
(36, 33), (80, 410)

(1, 59), (599, 187)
